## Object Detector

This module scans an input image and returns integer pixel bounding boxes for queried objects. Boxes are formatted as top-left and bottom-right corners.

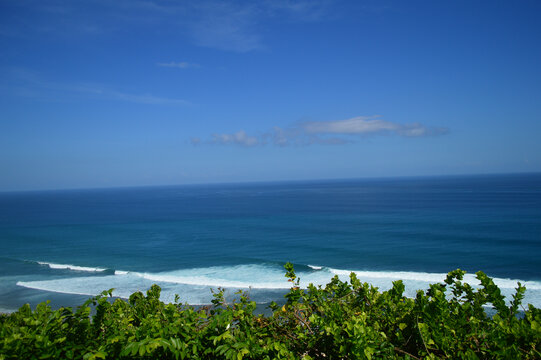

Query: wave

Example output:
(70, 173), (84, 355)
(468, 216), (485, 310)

(36, 261), (107, 273)
(115, 264), (541, 291)
(26, 262), (541, 291)
(115, 264), (293, 289)
(16, 276), (251, 305)
(324, 267), (541, 291)
(0, 307), (16, 314)
(16, 281), (94, 297)
(16, 263), (541, 307)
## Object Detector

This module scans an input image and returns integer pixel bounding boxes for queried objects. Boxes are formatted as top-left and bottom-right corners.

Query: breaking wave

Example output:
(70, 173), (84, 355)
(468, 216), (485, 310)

(36, 261), (108, 272)
(16, 263), (541, 307)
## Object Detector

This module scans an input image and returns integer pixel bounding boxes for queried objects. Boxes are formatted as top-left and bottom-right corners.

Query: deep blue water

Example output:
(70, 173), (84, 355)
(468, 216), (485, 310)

(1, 173), (540, 311)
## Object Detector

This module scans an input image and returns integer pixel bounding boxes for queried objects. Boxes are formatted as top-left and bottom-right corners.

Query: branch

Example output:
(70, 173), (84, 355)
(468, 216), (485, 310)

(394, 347), (421, 360)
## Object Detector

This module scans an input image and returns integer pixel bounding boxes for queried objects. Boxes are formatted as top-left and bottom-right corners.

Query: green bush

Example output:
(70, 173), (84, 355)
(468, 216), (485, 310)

(1, 265), (540, 359)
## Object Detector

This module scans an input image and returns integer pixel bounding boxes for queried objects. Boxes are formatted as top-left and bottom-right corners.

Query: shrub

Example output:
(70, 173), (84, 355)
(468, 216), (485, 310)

(1, 265), (540, 359)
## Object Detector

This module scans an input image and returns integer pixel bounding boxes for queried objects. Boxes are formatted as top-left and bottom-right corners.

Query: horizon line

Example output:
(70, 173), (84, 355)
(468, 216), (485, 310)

(1, 171), (540, 195)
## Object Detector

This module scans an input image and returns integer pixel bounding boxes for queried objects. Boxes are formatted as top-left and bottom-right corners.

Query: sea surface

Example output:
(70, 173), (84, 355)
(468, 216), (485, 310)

(1, 173), (540, 312)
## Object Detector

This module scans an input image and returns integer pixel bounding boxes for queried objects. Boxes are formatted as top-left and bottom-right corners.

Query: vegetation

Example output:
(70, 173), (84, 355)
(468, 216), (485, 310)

(1, 264), (540, 359)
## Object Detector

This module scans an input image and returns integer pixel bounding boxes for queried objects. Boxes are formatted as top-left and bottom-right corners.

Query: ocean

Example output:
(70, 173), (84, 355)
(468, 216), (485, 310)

(1, 173), (540, 312)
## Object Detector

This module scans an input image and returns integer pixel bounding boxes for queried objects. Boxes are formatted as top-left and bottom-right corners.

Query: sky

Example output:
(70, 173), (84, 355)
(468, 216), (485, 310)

(1, 0), (540, 191)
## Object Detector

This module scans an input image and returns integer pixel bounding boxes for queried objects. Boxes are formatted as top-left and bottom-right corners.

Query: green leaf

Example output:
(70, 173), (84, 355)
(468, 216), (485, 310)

(139, 344), (146, 357)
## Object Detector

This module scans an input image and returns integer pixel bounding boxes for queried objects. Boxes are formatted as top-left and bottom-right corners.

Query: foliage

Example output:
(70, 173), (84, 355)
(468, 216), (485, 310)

(1, 265), (540, 359)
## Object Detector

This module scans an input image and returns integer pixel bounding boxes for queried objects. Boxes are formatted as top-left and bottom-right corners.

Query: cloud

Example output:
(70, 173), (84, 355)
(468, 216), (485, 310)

(195, 116), (448, 147)
(302, 116), (397, 134)
(301, 116), (448, 137)
(186, 1), (331, 52)
(187, 2), (263, 53)
(264, 0), (330, 22)
(2, 1), (332, 53)
(211, 130), (260, 147)
(1, 68), (189, 105)
(108, 91), (189, 105)
(157, 61), (201, 69)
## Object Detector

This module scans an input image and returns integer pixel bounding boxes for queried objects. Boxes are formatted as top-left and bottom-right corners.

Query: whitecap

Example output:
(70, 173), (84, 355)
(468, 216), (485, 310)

(16, 263), (541, 308)
(36, 261), (107, 272)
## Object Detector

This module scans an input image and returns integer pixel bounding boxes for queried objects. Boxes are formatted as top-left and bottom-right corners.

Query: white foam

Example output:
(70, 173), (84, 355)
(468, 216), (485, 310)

(127, 264), (294, 289)
(16, 275), (238, 305)
(115, 264), (541, 294)
(17, 281), (94, 297)
(37, 261), (107, 272)
(326, 267), (541, 290)
(323, 268), (541, 308)
(15, 264), (541, 307)
(308, 265), (323, 270)
(0, 307), (16, 314)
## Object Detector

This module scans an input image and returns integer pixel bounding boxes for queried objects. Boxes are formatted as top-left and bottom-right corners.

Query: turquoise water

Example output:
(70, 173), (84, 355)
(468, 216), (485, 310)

(1, 173), (540, 311)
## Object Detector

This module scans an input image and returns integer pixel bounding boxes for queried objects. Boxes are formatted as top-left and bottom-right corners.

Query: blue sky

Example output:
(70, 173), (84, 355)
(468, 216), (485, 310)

(1, 0), (540, 191)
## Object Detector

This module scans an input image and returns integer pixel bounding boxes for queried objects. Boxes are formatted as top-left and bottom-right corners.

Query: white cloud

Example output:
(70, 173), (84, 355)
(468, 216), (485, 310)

(185, 1), (330, 52)
(2, 68), (189, 105)
(264, 0), (330, 22)
(157, 61), (201, 69)
(301, 116), (447, 137)
(108, 91), (189, 105)
(267, 126), (299, 146)
(302, 116), (398, 134)
(188, 3), (263, 53)
(195, 115), (448, 148)
(211, 130), (260, 147)
(4, 1), (332, 53)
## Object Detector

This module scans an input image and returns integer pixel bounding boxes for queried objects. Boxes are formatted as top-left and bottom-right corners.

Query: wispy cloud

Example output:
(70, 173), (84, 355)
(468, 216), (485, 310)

(211, 130), (260, 147)
(107, 91), (189, 105)
(187, 2), (263, 53)
(196, 116), (448, 147)
(302, 116), (397, 134)
(302, 116), (448, 137)
(264, 0), (331, 22)
(190, 137), (202, 146)
(3, 1), (331, 53)
(186, 1), (331, 52)
(1, 68), (189, 105)
(157, 61), (201, 69)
